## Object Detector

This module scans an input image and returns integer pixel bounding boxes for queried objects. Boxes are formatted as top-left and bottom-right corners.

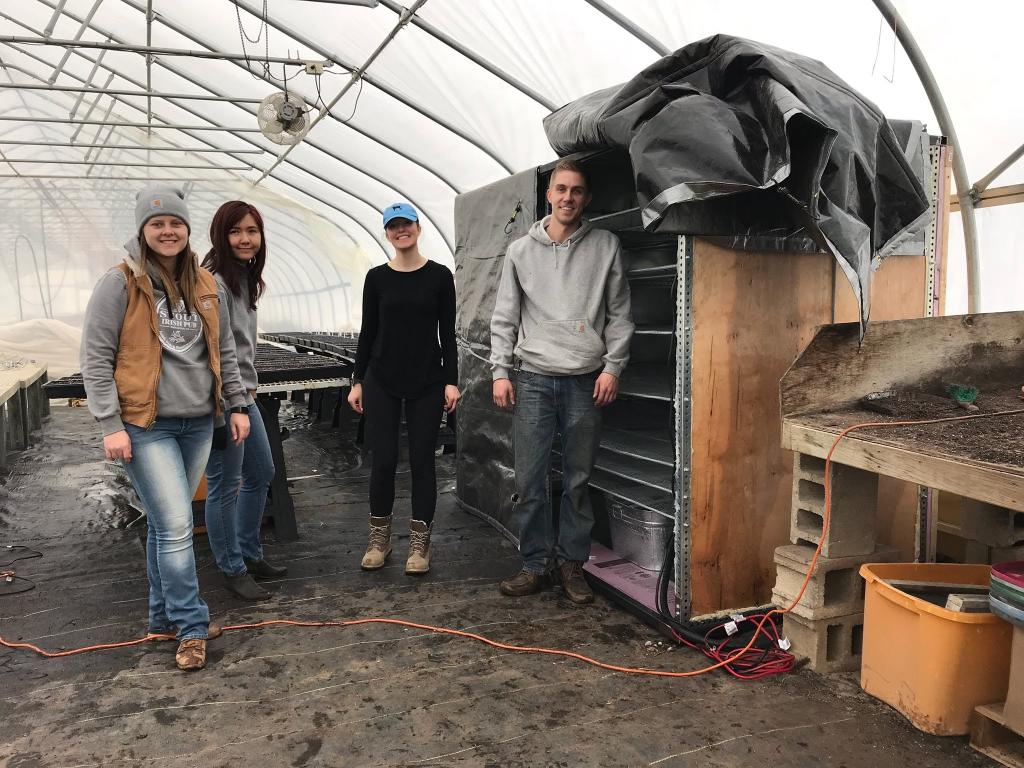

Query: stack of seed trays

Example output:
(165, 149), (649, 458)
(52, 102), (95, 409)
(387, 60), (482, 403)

(990, 561), (1024, 627)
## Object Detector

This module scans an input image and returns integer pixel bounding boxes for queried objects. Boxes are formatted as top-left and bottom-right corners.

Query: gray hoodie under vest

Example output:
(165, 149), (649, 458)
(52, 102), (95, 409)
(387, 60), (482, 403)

(490, 216), (634, 379)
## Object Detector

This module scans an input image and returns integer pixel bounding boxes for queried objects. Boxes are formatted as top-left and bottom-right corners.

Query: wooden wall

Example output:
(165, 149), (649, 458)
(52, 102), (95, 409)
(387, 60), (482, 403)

(688, 243), (928, 615)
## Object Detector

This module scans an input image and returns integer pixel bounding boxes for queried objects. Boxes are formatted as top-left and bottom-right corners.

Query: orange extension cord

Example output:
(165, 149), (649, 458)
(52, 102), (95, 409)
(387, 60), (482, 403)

(3, 409), (1022, 678)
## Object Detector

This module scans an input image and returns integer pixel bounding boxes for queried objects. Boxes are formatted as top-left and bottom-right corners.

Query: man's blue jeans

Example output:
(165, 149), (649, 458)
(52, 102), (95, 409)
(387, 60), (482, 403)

(512, 369), (602, 574)
(204, 403), (276, 576)
(123, 416), (213, 640)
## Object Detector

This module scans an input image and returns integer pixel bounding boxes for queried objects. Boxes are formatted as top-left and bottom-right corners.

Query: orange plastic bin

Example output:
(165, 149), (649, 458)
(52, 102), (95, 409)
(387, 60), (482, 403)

(859, 562), (1012, 735)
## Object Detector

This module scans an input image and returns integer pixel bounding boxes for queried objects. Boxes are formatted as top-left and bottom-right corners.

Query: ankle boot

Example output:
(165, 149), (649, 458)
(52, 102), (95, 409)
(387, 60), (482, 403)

(223, 572), (270, 601)
(361, 515), (393, 570)
(244, 557), (287, 579)
(405, 520), (431, 575)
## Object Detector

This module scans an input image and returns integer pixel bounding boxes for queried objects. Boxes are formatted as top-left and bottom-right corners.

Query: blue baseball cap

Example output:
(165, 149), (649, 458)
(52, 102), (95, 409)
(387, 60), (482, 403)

(382, 202), (419, 227)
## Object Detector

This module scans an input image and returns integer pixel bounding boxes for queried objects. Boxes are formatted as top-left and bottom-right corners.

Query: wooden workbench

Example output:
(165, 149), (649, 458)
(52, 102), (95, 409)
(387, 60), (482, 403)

(781, 311), (1024, 512)
(774, 310), (1024, 672)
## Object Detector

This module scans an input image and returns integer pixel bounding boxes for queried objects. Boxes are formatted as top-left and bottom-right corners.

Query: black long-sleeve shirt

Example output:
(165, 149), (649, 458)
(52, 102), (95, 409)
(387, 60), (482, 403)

(353, 260), (458, 398)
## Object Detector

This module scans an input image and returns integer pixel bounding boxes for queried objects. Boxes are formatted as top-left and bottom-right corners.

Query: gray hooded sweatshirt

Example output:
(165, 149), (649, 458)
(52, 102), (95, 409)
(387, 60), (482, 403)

(214, 272), (259, 403)
(490, 216), (634, 379)
(80, 238), (247, 435)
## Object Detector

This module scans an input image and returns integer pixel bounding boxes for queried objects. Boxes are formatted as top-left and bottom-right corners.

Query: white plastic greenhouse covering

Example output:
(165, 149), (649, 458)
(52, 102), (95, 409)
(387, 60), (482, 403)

(0, 0), (1021, 373)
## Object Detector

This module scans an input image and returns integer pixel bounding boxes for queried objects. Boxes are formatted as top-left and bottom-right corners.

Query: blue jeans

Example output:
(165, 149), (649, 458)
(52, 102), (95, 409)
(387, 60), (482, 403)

(204, 402), (276, 576)
(123, 416), (213, 640)
(513, 370), (602, 574)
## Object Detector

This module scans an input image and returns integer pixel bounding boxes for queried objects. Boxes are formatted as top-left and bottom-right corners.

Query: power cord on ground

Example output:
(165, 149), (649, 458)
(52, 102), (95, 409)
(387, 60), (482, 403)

(2, 411), (1022, 678)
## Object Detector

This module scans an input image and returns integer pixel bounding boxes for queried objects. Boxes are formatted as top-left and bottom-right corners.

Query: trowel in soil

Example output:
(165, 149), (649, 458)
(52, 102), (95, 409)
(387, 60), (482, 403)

(946, 384), (980, 412)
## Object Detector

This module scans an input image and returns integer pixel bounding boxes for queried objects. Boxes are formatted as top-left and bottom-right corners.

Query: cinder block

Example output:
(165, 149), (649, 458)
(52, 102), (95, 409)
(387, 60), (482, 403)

(320, 387), (341, 424)
(963, 539), (992, 564)
(39, 373), (51, 418)
(306, 389), (324, 419)
(960, 499), (1024, 547)
(991, 544), (1024, 565)
(783, 611), (864, 673)
(0, 403), (6, 470)
(790, 458), (878, 558)
(793, 452), (826, 485)
(26, 379), (42, 432)
(773, 543), (899, 620)
(5, 390), (26, 450)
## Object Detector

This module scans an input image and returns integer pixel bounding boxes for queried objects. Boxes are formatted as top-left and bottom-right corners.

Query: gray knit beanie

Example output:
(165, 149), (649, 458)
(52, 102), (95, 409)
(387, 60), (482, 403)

(135, 185), (191, 232)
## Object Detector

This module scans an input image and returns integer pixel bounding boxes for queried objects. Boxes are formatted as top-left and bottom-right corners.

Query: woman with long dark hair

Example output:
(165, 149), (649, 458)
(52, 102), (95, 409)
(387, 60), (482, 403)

(348, 202), (460, 575)
(202, 201), (286, 601)
(81, 186), (250, 670)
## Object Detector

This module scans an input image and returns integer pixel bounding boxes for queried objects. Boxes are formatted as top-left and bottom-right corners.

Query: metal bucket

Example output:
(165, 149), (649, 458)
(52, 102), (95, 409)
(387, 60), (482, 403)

(607, 502), (673, 571)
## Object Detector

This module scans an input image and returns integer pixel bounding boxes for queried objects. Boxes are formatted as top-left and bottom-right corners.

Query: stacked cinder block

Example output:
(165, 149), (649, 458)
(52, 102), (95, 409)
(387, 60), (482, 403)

(774, 452), (889, 673)
(958, 499), (1024, 565)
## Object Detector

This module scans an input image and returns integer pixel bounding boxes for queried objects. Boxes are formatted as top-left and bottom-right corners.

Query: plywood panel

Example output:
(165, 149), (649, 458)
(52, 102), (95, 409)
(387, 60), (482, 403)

(689, 240), (833, 615)
(689, 246), (934, 614)
(833, 255), (927, 324)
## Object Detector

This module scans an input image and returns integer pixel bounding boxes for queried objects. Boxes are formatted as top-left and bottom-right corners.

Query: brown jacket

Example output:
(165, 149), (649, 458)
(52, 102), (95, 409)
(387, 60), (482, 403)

(114, 257), (224, 429)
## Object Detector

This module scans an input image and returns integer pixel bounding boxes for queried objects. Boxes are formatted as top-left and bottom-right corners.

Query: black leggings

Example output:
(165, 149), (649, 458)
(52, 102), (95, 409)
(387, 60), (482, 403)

(363, 370), (444, 525)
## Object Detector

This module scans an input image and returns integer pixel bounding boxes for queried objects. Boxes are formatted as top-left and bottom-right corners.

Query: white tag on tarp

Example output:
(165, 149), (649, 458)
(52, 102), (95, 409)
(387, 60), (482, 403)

(779, 637), (792, 650)
(729, 613), (745, 623)
(724, 620), (739, 636)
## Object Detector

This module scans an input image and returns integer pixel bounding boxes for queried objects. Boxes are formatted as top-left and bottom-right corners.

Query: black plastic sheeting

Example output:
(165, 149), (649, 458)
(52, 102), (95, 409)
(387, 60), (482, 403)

(453, 169), (537, 539)
(543, 34), (931, 329)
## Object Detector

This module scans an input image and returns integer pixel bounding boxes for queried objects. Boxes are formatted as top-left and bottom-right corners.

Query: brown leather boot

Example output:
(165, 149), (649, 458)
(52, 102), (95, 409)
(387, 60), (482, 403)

(361, 515), (393, 570)
(558, 561), (594, 604)
(405, 520), (431, 575)
(175, 638), (207, 671)
(499, 568), (547, 597)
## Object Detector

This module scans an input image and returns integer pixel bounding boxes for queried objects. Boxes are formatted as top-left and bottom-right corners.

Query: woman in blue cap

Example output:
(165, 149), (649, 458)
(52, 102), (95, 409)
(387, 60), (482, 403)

(348, 202), (459, 574)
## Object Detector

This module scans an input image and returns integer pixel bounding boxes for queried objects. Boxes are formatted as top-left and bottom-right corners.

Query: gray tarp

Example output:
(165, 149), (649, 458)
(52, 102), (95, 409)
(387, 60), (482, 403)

(543, 34), (931, 329)
(454, 169), (537, 538)
(454, 36), (934, 540)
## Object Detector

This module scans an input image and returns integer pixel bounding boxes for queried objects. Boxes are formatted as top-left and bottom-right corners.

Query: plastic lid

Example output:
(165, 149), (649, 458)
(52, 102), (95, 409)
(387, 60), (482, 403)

(992, 561), (1024, 590)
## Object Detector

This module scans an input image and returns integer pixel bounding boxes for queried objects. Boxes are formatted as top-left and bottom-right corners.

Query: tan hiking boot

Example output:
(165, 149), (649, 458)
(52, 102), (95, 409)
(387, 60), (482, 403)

(361, 515), (393, 570)
(175, 638), (207, 671)
(558, 561), (594, 604)
(406, 520), (431, 575)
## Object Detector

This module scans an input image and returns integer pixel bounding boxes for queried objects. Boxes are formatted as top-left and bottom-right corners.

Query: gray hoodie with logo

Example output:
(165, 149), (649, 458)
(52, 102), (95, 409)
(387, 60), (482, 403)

(490, 216), (634, 380)
(80, 238), (247, 435)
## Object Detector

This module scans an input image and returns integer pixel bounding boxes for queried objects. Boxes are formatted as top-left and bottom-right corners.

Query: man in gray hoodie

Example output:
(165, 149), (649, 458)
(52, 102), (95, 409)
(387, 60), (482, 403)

(491, 158), (634, 604)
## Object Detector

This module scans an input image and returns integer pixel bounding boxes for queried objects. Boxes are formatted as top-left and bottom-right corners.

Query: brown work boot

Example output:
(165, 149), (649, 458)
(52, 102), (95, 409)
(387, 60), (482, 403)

(175, 638), (207, 671)
(405, 520), (431, 575)
(499, 568), (547, 597)
(361, 515), (393, 570)
(558, 561), (594, 604)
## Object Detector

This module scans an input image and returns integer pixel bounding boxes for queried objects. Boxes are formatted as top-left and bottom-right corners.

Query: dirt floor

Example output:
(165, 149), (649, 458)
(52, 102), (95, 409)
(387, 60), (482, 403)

(0, 403), (998, 767)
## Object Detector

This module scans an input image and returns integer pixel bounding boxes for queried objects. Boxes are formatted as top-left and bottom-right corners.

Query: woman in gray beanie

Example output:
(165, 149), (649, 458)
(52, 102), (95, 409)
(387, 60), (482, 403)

(80, 185), (251, 671)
